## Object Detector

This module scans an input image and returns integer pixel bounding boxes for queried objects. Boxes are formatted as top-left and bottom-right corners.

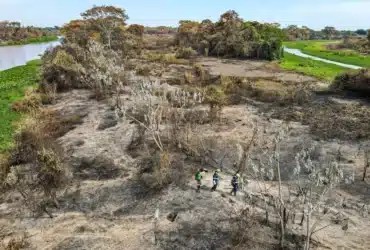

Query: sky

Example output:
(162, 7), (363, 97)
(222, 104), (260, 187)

(0, 0), (369, 30)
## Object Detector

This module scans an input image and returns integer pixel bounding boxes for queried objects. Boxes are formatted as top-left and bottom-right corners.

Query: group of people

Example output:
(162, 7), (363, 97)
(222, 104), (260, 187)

(195, 168), (240, 196)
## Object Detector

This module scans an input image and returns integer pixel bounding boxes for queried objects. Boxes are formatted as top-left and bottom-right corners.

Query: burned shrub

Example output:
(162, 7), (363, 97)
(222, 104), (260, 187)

(204, 85), (227, 119)
(140, 151), (172, 190)
(40, 46), (85, 92)
(331, 68), (370, 98)
(176, 47), (197, 59)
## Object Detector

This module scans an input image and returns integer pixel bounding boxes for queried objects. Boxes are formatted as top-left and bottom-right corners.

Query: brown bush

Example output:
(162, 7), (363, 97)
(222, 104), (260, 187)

(176, 47), (197, 59)
(4, 111), (71, 217)
(220, 76), (245, 94)
(184, 71), (193, 84)
(194, 64), (205, 78)
(0, 153), (9, 187)
(1, 235), (29, 250)
(11, 89), (41, 112)
(223, 79), (313, 105)
(331, 68), (370, 97)
(40, 46), (85, 92)
(141, 151), (172, 190)
(144, 52), (189, 65)
(39, 93), (53, 105)
(204, 85), (227, 119)
(136, 65), (151, 76)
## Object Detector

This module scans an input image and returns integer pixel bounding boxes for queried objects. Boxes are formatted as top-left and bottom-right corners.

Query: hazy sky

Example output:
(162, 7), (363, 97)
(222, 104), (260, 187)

(0, 0), (369, 30)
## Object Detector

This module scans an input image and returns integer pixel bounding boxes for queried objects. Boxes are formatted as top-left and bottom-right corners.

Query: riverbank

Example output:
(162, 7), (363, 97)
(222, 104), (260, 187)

(0, 36), (59, 47)
(0, 60), (40, 152)
(279, 52), (348, 81)
(284, 40), (370, 68)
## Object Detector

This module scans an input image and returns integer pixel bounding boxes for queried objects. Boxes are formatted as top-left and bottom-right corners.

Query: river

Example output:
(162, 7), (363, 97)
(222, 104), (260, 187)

(0, 39), (61, 71)
(0, 41), (362, 71)
(284, 47), (362, 70)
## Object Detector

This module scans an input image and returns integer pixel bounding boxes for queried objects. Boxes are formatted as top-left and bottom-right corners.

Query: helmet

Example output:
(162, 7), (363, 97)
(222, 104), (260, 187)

(216, 169), (220, 172)
(236, 174), (240, 178)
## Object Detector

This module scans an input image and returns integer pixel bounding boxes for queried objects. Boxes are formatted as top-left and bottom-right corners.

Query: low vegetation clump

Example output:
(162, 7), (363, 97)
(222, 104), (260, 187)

(175, 47), (197, 59)
(219, 76), (312, 105)
(0, 235), (29, 250)
(144, 52), (189, 64)
(175, 10), (284, 60)
(271, 102), (370, 140)
(0, 104), (72, 217)
(331, 68), (370, 96)
(204, 85), (227, 119)
(245, 80), (297, 104)
(135, 65), (151, 76)
(141, 151), (172, 190)
(332, 35), (370, 54)
(11, 88), (42, 112)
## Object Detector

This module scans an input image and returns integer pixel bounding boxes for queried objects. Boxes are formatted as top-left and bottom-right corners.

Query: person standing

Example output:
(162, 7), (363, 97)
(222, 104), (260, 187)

(211, 169), (220, 191)
(195, 168), (207, 192)
(230, 173), (240, 196)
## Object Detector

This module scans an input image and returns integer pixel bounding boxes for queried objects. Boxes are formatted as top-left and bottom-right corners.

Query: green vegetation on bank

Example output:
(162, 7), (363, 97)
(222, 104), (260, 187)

(176, 11), (285, 60)
(280, 52), (348, 81)
(0, 36), (59, 46)
(0, 60), (40, 151)
(284, 40), (370, 68)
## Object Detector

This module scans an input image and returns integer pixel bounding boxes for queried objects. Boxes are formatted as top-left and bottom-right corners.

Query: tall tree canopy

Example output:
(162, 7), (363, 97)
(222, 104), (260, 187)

(176, 10), (284, 60)
(80, 5), (129, 48)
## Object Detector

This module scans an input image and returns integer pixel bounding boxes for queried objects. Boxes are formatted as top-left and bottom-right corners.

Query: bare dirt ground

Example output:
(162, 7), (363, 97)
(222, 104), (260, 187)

(1, 57), (370, 249)
(197, 57), (319, 84)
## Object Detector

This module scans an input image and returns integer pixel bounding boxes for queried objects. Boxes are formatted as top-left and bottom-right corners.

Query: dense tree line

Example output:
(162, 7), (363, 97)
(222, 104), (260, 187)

(0, 21), (58, 43)
(175, 10), (284, 60)
(284, 25), (369, 41)
(144, 26), (177, 35)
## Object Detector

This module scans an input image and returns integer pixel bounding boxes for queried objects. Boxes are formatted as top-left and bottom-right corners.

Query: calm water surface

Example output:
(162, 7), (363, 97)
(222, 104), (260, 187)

(0, 40), (60, 71)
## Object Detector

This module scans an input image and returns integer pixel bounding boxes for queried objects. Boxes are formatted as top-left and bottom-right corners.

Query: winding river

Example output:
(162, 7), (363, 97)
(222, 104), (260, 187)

(284, 47), (362, 70)
(0, 39), (61, 71)
(0, 40), (363, 71)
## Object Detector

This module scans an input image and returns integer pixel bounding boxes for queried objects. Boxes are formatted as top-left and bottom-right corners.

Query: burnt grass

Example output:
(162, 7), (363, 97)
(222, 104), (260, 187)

(132, 57), (370, 142)
(268, 100), (370, 141)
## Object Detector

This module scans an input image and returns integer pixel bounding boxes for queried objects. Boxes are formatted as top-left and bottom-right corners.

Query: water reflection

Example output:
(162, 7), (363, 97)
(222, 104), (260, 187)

(0, 40), (60, 71)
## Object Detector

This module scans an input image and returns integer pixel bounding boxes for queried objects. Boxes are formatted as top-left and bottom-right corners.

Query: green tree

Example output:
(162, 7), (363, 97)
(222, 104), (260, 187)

(301, 26), (311, 40)
(81, 5), (129, 48)
(355, 29), (367, 36)
(127, 24), (144, 36)
(322, 26), (337, 40)
(284, 25), (299, 40)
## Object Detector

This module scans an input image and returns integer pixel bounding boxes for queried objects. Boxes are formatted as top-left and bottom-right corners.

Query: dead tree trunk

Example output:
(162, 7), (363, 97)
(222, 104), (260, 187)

(363, 149), (369, 181)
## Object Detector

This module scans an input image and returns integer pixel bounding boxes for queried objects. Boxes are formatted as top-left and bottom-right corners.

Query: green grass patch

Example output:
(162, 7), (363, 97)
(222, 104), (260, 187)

(0, 60), (40, 151)
(284, 40), (370, 68)
(0, 36), (59, 46)
(280, 52), (348, 81)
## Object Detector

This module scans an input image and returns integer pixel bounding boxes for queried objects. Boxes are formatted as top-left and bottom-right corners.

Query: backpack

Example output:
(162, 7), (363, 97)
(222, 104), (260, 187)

(213, 172), (219, 180)
(195, 172), (201, 181)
